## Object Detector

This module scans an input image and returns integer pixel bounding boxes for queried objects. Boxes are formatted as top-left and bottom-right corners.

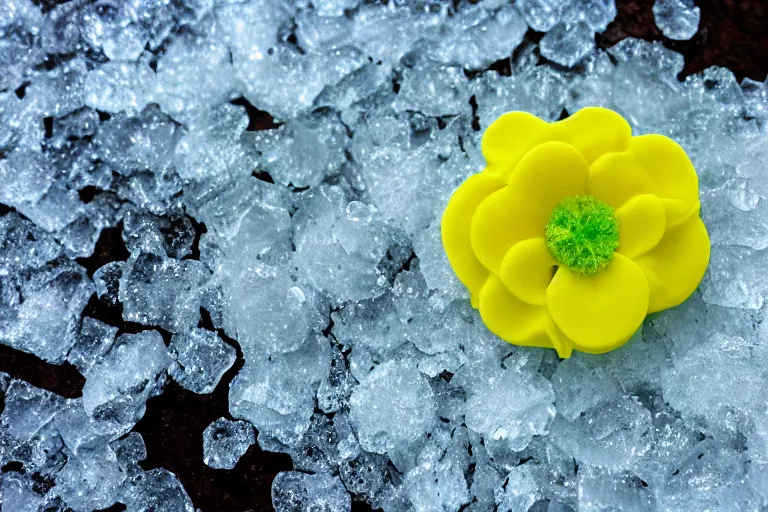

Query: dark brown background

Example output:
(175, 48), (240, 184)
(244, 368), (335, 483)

(0, 0), (766, 511)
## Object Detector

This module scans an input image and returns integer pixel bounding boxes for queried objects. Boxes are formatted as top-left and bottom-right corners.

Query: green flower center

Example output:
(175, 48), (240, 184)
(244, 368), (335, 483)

(545, 195), (619, 276)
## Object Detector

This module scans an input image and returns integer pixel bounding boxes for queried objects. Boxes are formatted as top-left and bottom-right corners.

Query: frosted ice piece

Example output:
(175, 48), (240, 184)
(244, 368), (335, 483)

(339, 451), (389, 502)
(82, 331), (171, 435)
(203, 417), (255, 470)
(660, 440), (761, 511)
(121, 468), (195, 512)
(517, 0), (568, 31)
(564, 0), (617, 32)
(314, 62), (393, 112)
(494, 464), (540, 512)
(55, 445), (125, 510)
(223, 260), (326, 355)
(551, 356), (622, 421)
(404, 447), (469, 512)
(454, 359), (555, 451)
(0, 265), (93, 363)
(577, 465), (656, 511)
(0, 212), (62, 272)
(661, 333), (768, 429)
(122, 210), (197, 259)
(349, 360), (436, 455)
(701, 245), (768, 310)
(251, 114), (348, 189)
(119, 254), (209, 332)
(412, 222), (468, 304)
(174, 103), (250, 187)
(229, 337), (330, 447)
(427, 4), (527, 69)
(313, 0), (360, 16)
(550, 397), (652, 470)
(392, 59), (469, 117)
(54, 399), (105, 456)
(1, 473), (44, 512)
(293, 187), (392, 303)
(272, 471), (351, 512)
(1, 380), (65, 443)
(93, 261), (123, 308)
(169, 328), (236, 395)
(317, 345), (354, 413)
(153, 33), (237, 124)
(0, 149), (53, 206)
(67, 317), (118, 375)
(84, 61), (155, 115)
(111, 432), (147, 478)
(288, 413), (358, 474)
(540, 22), (595, 67)
(652, 0), (700, 40)
(332, 296), (407, 355)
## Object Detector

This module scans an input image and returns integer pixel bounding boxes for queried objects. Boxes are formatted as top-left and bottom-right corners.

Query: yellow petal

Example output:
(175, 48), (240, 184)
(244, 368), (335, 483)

(553, 107), (633, 165)
(588, 134), (699, 212)
(481, 111), (549, 177)
(546, 254), (649, 353)
(500, 238), (556, 306)
(507, 141), (590, 212)
(616, 194), (666, 259)
(478, 275), (554, 348)
(634, 215), (710, 314)
(469, 186), (545, 275)
(471, 142), (589, 275)
(482, 107), (632, 181)
(441, 173), (507, 298)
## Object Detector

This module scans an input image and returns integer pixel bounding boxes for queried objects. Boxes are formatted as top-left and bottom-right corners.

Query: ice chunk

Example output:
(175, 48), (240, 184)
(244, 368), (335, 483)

(203, 417), (255, 470)
(316, 345), (354, 414)
(222, 260), (326, 355)
(288, 412), (361, 474)
(427, 4), (527, 69)
(661, 333), (768, 430)
(54, 399), (105, 456)
(169, 328), (236, 395)
(0, 149), (53, 206)
(404, 440), (469, 511)
(550, 397), (652, 470)
(121, 468), (195, 512)
(250, 113), (348, 188)
(122, 210), (198, 260)
(1, 473), (45, 512)
(454, 358), (555, 451)
(700, 245), (768, 310)
(84, 61), (155, 115)
(517, 0), (568, 31)
(494, 464), (541, 512)
(540, 22), (595, 67)
(0, 265), (93, 363)
(339, 451), (389, 502)
(0, 212), (62, 272)
(412, 222), (468, 304)
(349, 360), (436, 455)
(67, 317), (118, 375)
(82, 331), (171, 435)
(660, 440), (761, 511)
(55, 445), (125, 510)
(229, 337), (330, 446)
(577, 465), (656, 511)
(652, 0), (700, 40)
(551, 356), (622, 421)
(392, 58), (469, 117)
(111, 432), (147, 478)
(293, 188), (392, 303)
(1, 380), (65, 443)
(272, 471), (351, 512)
(119, 253), (209, 333)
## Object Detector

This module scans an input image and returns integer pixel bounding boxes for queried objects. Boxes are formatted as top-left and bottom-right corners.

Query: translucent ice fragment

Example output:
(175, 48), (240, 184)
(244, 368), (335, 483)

(203, 417), (255, 470)
(272, 471), (351, 512)
(652, 0), (700, 40)
(169, 329), (236, 395)
(540, 22), (595, 67)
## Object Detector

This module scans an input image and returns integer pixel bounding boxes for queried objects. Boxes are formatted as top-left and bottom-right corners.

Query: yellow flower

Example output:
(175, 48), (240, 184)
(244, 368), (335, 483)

(441, 107), (710, 358)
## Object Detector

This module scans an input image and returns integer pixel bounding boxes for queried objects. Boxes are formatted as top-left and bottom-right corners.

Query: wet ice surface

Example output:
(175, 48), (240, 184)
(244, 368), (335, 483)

(0, 0), (767, 511)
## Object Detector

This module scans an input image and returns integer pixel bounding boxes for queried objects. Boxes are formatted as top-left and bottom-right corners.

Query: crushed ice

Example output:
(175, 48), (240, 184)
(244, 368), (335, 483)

(0, 0), (767, 510)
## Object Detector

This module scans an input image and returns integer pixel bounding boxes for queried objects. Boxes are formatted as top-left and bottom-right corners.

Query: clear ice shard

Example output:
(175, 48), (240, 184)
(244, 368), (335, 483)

(652, 0), (701, 40)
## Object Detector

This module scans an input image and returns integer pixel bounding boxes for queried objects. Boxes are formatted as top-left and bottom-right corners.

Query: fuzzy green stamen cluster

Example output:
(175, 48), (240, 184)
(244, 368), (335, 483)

(545, 195), (619, 276)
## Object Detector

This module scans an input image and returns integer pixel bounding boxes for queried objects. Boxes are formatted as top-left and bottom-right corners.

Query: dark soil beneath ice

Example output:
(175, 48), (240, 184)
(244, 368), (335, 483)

(1, 0), (767, 511)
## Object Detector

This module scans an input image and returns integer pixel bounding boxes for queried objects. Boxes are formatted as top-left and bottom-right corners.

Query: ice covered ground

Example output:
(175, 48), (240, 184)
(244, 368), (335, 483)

(0, 0), (767, 510)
